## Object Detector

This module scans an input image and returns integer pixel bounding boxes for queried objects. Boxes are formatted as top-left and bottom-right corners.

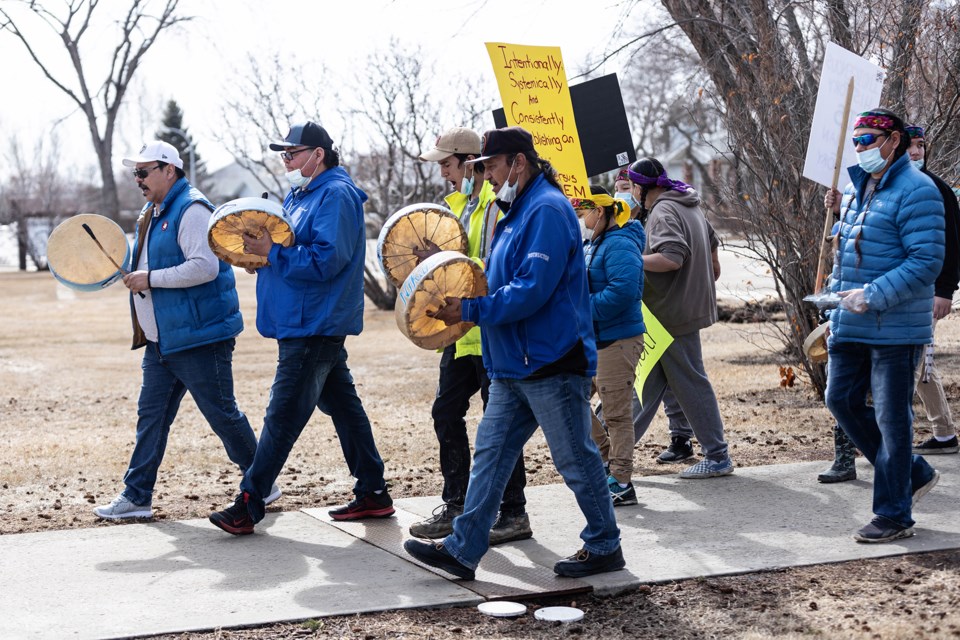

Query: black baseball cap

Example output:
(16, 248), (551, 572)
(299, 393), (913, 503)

(269, 121), (335, 151)
(468, 126), (536, 163)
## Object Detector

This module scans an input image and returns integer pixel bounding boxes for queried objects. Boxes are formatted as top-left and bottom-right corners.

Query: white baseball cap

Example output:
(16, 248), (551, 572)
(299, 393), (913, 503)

(122, 140), (184, 169)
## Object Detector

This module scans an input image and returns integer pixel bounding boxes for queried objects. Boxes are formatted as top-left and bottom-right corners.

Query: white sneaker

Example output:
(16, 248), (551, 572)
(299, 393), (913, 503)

(264, 483), (282, 506)
(94, 494), (153, 520)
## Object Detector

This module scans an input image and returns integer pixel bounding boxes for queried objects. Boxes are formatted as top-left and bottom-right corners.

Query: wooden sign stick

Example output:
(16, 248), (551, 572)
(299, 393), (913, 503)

(814, 77), (854, 294)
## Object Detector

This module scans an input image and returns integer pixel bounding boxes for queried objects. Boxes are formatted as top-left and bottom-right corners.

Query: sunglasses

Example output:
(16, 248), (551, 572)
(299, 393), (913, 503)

(132, 164), (162, 180)
(280, 147), (314, 162)
(851, 133), (886, 147)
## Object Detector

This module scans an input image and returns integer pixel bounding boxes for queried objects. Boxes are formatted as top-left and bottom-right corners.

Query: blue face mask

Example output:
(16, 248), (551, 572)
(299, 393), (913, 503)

(911, 158), (925, 170)
(856, 147), (889, 174)
(460, 175), (475, 196)
(856, 135), (892, 174)
(615, 191), (637, 210)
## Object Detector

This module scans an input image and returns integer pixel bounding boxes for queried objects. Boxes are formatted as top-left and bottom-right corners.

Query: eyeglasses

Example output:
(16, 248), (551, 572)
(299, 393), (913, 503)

(280, 147), (314, 162)
(132, 164), (162, 180)
(851, 133), (886, 147)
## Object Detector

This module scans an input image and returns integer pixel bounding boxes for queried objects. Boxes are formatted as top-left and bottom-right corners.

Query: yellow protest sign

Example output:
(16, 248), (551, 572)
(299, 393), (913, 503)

(485, 42), (589, 199)
(635, 303), (673, 404)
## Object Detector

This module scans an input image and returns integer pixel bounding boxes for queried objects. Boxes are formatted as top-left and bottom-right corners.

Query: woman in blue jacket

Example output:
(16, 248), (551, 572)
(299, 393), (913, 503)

(573, 186), (645, 506)
(825, 108), (944, 544)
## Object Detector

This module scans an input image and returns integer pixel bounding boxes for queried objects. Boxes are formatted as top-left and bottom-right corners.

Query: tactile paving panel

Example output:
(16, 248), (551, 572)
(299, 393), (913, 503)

(304, 506), (592, 601)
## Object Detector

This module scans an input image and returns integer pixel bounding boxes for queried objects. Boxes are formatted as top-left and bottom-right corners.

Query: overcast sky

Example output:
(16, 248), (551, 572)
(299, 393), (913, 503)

(0, 0), (637, 174)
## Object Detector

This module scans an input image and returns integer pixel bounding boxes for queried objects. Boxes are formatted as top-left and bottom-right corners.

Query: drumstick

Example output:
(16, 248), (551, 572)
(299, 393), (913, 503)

(81, 223), (145, 298)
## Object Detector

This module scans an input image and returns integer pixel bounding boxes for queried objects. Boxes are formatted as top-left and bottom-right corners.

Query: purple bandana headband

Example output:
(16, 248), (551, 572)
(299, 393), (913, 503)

(627, 168), (691, 193)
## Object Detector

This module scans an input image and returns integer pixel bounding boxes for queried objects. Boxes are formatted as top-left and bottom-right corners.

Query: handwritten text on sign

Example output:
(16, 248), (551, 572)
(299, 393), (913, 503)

(486, 42), (589, 198)
(634, 302), (673, 404)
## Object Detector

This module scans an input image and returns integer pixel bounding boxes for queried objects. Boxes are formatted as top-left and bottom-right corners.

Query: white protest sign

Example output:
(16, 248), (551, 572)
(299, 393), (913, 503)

(802, 42), (885, 188)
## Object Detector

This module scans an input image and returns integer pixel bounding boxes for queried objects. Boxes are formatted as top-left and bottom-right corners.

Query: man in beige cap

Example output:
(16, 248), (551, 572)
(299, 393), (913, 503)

(409, 127), (532, 545)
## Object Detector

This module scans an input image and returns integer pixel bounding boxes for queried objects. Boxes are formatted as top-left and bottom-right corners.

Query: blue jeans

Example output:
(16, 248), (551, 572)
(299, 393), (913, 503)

(825, 341), (935, 528)
(123, 339), (256, 506)
(241, 336), (387, 523)
(442, 374), (620, 570)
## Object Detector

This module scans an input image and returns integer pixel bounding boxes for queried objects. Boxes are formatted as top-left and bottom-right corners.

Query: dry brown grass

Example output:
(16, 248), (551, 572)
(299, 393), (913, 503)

(2, 270), (960, 638)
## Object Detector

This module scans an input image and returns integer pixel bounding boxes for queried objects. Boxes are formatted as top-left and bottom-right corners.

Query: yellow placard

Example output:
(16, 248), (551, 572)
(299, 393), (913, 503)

(485, 42), (589, 199)
(635, 302), (673, 404)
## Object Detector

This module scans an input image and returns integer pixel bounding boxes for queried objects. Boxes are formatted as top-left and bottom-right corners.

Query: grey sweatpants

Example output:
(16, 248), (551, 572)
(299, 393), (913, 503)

(632, 330), (729, 461)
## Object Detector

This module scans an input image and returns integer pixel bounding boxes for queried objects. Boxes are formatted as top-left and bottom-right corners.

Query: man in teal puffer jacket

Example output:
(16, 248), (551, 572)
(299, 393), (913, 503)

(825, 108), (945, 544)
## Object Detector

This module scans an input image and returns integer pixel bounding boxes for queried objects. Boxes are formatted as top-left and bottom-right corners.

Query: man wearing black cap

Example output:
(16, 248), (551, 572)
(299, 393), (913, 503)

(209, 121), (394, 535)
(404, 126), (624, 580)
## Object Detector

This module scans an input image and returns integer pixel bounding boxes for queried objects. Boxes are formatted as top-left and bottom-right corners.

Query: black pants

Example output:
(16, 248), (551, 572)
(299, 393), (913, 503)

(432, 345), (527, 514)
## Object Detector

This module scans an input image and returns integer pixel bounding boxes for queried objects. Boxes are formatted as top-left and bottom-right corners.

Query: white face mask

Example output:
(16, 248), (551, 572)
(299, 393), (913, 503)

(911, 158), (925, 170)
(579, 217), (593, 242)
(497, 159), (519, 204)
(285, 168), (312, 189)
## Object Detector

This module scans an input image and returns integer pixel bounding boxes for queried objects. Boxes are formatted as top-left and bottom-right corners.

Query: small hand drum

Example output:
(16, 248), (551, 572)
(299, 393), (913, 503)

(377, 203), (468, 288)
(396, 250), (487, 350)
(47, 213), (131, 291)
(208, 197), (295, 268)
(803, 323), (829, 363)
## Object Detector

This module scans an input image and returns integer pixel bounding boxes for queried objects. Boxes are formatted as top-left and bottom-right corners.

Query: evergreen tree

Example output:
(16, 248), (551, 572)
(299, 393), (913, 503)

(156, 100), (209, 189)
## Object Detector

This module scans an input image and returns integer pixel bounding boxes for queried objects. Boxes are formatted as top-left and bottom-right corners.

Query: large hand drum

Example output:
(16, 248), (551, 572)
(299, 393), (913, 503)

(377, 203), (468, 288)
(47, 214), (131, 291)
(396, 251), (487, 350)
(208, 197), (295, 269)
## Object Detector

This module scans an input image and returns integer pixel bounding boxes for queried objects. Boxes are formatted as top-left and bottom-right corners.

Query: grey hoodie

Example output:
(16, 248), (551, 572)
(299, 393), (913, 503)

(643, 188), (718, 336)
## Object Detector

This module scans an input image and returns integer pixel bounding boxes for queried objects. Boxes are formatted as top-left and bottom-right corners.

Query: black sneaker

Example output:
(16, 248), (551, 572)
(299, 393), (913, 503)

(403, 539), (475, 580)
(209, 493), (255, 536)
(554, 546), (626, 577)
(656, 436), (695, 464)
(409, 503), (462, 539)
(608, 476), (638, 507)
(329, 490), (395, 521)
(488, 512), (533, 546)
(913, 436), (959, 455)
(854, 517), (914, 544)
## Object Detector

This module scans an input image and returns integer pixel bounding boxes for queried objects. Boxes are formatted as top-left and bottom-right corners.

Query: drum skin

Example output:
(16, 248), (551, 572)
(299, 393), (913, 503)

(208, 197), (295, 269)
(395, 250), (487, 350)
(47, 213), (131, 291)
(803, 323), (829, 363)
(377, 203), (468, 288)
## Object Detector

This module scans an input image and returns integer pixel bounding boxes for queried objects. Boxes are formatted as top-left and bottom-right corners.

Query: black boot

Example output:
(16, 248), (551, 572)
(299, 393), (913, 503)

(817, 425), (857, 483)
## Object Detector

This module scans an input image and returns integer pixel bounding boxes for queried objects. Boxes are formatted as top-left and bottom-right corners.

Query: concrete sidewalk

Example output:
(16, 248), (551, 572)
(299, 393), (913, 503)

(3, 457), (959, 640)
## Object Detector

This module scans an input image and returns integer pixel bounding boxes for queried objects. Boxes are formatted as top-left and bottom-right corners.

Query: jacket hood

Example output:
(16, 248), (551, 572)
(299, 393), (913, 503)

(654, 187), (701, 209)
(606, 219), (645, 252)
(305, 166), (369, 204)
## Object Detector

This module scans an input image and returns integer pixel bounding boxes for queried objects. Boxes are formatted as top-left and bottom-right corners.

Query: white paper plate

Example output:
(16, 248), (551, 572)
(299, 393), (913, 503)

(478, 601), (527, 617)
(534, 606), (584, 622)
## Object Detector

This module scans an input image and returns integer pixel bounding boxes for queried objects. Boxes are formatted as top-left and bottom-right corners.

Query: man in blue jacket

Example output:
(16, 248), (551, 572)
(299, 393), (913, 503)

(209, 122), (393, 535)
(95, 141), (264, 520)
(403, 127), (623, 579)
(825, 109), (944, 543)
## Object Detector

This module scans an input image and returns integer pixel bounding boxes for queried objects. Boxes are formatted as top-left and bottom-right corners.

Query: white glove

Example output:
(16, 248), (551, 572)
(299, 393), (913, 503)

(839, 288), (868, 313)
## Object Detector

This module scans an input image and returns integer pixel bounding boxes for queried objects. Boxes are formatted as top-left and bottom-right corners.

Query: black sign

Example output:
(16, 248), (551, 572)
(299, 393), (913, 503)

(493, 73), (635, 178)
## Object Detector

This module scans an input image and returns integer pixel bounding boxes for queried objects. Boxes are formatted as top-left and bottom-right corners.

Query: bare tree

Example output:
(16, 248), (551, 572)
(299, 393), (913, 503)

(215, 40), (494, 311)
(1, 134), (97, 270)
(601, 0), (960, 397)
(0, 0), (192, 222)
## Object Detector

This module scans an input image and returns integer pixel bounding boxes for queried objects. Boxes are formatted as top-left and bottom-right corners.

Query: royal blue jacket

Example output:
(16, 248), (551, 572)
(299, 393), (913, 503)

(829, 153), (944, 345)
(255, 167), (368, 339)
(462, 173), (597, 379)
(584, 220), (646, 343)
(132, 178), (242, 354)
